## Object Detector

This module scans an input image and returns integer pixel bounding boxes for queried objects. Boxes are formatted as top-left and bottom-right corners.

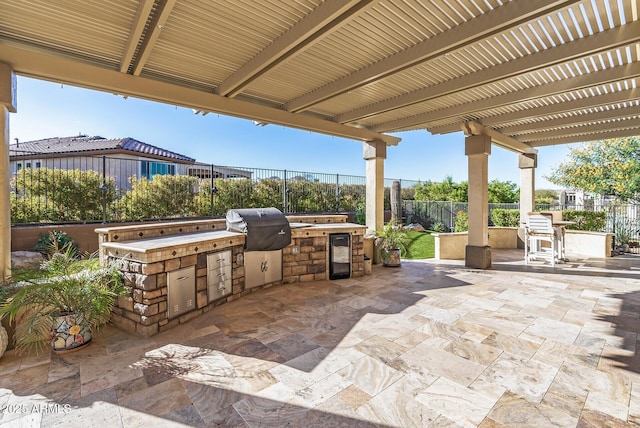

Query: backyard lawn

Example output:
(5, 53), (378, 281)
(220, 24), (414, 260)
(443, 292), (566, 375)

(404, 230), (435, 259)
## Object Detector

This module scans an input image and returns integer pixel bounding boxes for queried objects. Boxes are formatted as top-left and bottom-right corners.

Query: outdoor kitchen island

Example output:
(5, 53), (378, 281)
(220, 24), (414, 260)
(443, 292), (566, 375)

(96, 214), (366, 337)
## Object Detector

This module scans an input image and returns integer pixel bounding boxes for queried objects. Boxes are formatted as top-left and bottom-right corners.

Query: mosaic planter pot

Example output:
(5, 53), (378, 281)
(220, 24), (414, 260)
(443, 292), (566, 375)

(51, 313), (92, 354)
(0, 325), (7, 358)
(381, 248), (402, 267)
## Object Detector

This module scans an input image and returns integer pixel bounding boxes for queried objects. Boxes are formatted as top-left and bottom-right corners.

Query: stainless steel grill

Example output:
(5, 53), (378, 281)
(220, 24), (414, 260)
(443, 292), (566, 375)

(225, 207), (291, 251)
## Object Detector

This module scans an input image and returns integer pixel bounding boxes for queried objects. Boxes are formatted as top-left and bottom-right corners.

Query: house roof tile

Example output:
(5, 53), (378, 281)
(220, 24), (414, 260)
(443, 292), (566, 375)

(9, 135), (195, 163)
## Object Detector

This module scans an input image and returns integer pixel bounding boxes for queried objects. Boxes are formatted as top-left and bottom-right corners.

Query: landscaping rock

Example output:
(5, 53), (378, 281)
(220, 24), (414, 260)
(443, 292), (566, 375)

(405, 223), (425, 232)
(11, 251), (44, 269)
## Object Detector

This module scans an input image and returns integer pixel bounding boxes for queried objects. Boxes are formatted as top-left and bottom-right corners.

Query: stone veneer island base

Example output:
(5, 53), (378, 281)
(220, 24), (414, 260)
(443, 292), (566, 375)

(96, 216), (365, 337)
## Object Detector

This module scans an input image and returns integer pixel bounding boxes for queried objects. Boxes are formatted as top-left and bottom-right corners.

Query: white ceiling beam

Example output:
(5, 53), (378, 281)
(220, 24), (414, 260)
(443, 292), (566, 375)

(119, 0), (155, 73)
(499, 106), (640, 135)
(216, 0), (373, 98)
(524, 127), (640, 146)
(522, 116), (640, 140)
(131, 0), (177, 76)
(394, 61), (640, 134)
(464, 121), (536, 154)
(341, 21), (640, 125)
(481, 88), (640, 127)
(420, 86), (640, 135)
(285, 0), (578, 113)
(0, 42), (399, 146)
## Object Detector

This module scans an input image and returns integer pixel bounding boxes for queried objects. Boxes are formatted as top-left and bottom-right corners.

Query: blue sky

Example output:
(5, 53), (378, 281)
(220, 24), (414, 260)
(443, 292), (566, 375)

(9, 76), (572, 188)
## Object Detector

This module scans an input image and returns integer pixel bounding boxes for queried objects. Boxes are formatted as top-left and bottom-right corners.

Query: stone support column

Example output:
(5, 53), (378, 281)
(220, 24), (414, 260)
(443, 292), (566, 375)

(0, 63), (16, 281)
(518, 153), (537, 247)
(363, 140), (386, 234)
(465, 134), (491, 269)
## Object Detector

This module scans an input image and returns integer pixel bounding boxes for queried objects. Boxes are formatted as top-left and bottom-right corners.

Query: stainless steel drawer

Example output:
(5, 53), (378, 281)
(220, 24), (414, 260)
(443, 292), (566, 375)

(167, 266), (196, 318)
(207, 250), (232, 302)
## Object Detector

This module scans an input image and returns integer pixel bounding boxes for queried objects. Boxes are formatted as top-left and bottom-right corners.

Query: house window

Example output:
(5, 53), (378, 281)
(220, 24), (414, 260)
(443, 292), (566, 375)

(141, 161), (176, 179)
(15, 160), (42, 173)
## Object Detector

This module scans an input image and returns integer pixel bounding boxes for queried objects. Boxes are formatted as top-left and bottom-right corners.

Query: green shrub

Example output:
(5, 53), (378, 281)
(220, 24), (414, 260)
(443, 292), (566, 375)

(562, 210), (606, 231)
(116, 175), (201, 220)
(11, 168), (116, 223)
(34, 230), (79, 257)
(490, 209), (520, 227)
(454, 211), (468, 232)
(430, 221), (446, 232)
(353, 200), (366, 225)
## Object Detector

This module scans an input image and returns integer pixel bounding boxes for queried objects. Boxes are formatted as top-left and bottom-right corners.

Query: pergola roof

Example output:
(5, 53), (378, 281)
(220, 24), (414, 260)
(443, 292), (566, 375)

(1, 0), (638, 153)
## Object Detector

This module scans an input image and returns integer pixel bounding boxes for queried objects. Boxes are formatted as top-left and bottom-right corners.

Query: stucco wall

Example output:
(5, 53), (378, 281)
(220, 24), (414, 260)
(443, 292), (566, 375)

(433, 227), (519, 260)
(434, 227), (614, 260)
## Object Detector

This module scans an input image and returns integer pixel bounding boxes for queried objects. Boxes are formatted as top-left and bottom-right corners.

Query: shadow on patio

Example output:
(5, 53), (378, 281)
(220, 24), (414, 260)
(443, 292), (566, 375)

(2, 250), (640, 426)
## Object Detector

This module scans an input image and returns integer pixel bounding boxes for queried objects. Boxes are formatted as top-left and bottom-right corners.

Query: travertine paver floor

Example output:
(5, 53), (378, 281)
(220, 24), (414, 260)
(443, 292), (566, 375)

(2, 249), (640, 427)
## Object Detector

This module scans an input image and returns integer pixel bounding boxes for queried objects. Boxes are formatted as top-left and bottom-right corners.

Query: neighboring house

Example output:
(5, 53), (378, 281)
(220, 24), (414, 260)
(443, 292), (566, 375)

(556, 189), (617, 208)
(9, 135), (251, 189)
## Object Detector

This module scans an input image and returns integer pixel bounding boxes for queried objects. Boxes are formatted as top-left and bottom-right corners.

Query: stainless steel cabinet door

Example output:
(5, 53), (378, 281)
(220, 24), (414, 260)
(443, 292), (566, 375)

(167, 266), (196, 318)
(244, 251), (265, 289)
(263, 250), (282, 286)
(244, 250), (282, 289)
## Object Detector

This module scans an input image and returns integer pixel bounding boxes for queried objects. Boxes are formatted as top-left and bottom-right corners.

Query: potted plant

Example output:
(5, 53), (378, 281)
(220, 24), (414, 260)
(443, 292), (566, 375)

(0, 237), (125, 355)
(370, 222), (409, 267)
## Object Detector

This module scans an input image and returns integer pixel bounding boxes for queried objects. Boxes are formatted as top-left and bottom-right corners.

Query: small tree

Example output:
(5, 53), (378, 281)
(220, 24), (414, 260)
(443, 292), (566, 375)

(488, 180), (519, 203)
(535, 189), (559, 205)
(546, 137), (640, 202)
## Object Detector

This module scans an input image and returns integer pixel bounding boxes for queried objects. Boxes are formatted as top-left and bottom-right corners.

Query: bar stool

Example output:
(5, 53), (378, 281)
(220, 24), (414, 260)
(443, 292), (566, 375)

(525, 214), (559, 266)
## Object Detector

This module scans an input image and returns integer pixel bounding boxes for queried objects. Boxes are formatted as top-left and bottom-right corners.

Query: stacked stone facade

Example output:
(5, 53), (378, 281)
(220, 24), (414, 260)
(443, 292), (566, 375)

(100, 217), (366, 337)
(109, 244), (245, 337)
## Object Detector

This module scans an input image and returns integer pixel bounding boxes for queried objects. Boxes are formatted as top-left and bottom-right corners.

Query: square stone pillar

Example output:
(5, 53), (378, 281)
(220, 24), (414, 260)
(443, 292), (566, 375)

(465, 134), (491, 269)
(0, 63), (16, 281)
(363, 140), (386, 234)
(519, 153), (537, 248)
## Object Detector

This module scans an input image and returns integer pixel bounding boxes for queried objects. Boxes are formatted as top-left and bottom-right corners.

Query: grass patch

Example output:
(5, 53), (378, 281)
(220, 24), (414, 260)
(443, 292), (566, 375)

(404, 230), (435, 259)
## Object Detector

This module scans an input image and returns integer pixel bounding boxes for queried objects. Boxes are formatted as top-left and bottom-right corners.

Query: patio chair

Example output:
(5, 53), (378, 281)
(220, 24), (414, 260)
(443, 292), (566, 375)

(525, 214), (559, 267)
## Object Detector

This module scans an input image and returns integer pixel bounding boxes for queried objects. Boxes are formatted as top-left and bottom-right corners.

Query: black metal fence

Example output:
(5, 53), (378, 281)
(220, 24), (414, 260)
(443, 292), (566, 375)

(403, 200), (640, 253)
(10, 155), (421, 225)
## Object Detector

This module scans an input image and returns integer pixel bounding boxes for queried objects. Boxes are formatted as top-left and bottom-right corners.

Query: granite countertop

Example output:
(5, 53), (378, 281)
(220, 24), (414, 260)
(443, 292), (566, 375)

(101, 230), (243, 254)
(101, 222), (366, 263)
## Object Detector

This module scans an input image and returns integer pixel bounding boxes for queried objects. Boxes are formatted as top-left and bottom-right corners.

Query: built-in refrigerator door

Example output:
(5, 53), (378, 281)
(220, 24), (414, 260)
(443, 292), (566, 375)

(330, 233), (351, 280)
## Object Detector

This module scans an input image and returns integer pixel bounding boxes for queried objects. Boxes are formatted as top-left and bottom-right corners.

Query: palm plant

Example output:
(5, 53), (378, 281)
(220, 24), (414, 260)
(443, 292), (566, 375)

(369, 222), (409, 266)
(0, 236), (125, 355)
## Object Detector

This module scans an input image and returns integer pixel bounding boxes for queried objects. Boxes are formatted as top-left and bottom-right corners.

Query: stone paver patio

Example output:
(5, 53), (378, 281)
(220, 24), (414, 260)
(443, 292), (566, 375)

(1, 249), (640, 427)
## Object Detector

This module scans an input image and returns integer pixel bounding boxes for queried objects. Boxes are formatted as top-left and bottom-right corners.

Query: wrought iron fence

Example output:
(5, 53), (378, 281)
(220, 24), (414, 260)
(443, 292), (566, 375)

(403, 200), (640, 254)
(10, 155), (418, 225)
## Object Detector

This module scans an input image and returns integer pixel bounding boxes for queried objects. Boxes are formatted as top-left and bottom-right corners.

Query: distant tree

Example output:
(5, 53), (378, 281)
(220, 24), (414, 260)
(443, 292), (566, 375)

(546, 137), (640, 202)
(535, 189), (559, 205)
(415, 176), (518, 203)
(414, 176), (468, 202)
(488, 180), (519, 203)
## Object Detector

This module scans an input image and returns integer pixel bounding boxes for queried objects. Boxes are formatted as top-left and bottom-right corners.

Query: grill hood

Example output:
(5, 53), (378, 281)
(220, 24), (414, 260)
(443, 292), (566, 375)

(226, 208), (291, 251)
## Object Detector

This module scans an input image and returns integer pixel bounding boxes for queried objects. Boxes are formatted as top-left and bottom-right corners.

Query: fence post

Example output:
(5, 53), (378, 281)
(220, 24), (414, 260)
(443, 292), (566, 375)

(335, 173), (340, 212)
(612, 204), (617, 253)
(101, 155), (107, 223)
(450, 201), (453, 231)
(210, 164), (215, 217)
(282, 170), (287, 213)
